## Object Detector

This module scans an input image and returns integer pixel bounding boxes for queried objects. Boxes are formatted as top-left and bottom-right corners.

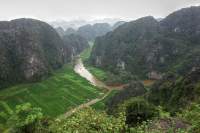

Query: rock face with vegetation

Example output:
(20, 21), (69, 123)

(148, 67), (200, 113)
(62, 34), (89, 61)
(0, 18), (66, 89)
(106, 81), (146, 113)
(90, 6), (200, 79)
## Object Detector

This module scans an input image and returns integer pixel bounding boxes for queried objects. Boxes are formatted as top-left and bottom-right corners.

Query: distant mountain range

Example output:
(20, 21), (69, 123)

(55, 21), (126, 42)
(49, 18), (125, 30)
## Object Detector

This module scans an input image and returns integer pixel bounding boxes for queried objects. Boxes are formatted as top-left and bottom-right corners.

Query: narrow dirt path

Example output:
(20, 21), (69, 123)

(59, 90), (111, 119)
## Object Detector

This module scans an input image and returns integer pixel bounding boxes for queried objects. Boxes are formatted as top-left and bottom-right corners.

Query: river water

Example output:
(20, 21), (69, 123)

(74, 57), (126, 90)
(74, 58), (107, 88)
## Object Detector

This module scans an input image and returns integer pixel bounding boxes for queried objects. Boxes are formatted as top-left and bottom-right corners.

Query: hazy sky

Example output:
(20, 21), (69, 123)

(0, 0), (200, 21)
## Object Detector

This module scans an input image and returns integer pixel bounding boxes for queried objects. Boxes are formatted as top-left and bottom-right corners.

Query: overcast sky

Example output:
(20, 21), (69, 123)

(0, 0), (200, 21)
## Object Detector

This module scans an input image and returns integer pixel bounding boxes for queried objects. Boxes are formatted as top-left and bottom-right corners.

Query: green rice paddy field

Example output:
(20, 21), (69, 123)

(0, 64), (104, 123)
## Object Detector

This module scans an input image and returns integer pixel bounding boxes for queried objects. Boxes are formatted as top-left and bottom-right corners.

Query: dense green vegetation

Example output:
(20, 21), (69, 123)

(101, 68), (199, 132)
(4, 101), (198, 133)
(179, 103), (200, 132)
(3, 104), (126, 133)
(124, 97), (159, 127)
(106, 81), (147, 113)
(148, 68), (200, 114)
(0, 63), (104, 130)
(6, 103), (44, 133)
(51, 107), (126, 133)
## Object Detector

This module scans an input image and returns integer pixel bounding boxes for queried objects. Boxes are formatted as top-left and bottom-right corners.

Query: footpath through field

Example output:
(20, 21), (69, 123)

(59, 90), (111, 119)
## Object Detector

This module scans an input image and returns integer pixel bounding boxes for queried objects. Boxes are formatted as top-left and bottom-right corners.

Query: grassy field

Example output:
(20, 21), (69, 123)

(0, 64), (104, 125)
(91, 90), (119, 110)
(80, 47), (108, 82)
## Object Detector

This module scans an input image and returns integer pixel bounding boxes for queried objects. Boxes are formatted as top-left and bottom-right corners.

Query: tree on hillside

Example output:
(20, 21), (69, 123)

(7, 103), (49, 133)
(125, 98), (159, 127)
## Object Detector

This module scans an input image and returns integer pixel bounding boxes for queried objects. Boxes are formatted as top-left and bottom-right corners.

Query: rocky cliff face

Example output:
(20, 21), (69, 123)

(90, 6), (200, 79)
(55, 27), (89, 62)
(0, 18), (67, 89)
(160, 6), (200, 40)
(62, 34), (89, 61)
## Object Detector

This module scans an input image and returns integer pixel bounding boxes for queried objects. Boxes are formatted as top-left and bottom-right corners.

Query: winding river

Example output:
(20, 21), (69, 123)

(74, 57), (126, 90)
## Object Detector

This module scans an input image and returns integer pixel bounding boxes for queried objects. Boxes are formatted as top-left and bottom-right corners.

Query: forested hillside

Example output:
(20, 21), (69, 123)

(148, 67), (200, 113)
(62, 34), (89, 62)
(90, 6), (200, 80)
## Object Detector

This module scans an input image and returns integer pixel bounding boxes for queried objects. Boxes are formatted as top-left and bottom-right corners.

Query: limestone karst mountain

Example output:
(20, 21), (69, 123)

(0, 18), (68, 89)
(90, 6), (200, 80)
